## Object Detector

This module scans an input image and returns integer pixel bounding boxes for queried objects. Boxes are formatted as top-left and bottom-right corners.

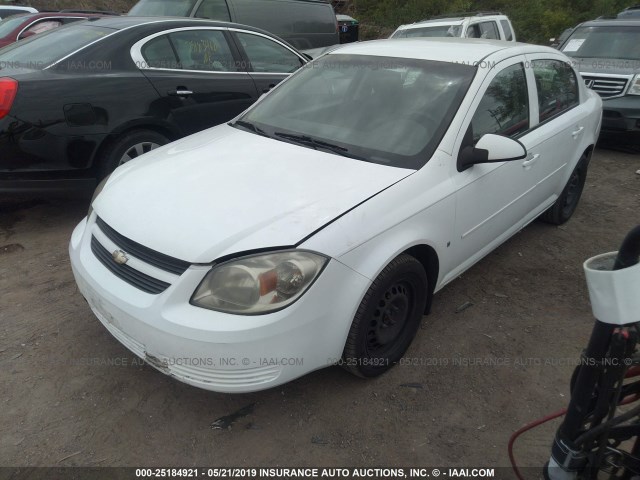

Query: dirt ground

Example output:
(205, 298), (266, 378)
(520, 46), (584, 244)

(0, 145), (638, 476)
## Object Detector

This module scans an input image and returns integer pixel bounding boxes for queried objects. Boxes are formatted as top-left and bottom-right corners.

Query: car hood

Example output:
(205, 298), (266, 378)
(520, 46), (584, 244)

(94, 125), (413, 263)
(570, 57), (640, 75)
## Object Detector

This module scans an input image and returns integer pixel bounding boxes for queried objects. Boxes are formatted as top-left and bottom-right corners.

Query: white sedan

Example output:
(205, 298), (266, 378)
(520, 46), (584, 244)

(70, 39), (602, 393)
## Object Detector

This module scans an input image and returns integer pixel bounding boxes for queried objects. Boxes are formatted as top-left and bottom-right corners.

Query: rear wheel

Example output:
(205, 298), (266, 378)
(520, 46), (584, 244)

(97, 129), (169, 179)
(540, 154), (588, 225)
(342, 254), (428, 378)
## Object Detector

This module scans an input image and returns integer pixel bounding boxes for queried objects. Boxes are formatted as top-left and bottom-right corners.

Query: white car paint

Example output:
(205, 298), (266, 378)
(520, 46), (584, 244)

(390, 14), (516, 42)
(70, 39), (602, 392)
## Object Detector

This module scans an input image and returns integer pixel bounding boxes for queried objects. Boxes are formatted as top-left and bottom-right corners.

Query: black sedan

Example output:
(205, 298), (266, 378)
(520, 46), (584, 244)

(0, 17), (308, 193)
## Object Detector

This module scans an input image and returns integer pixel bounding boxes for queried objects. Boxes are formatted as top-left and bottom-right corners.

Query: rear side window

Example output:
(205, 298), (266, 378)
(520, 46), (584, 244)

(140, 30), (237, 71)
(194, 0), (230, 20)
(141, 35), (179, 69)
(500, 20), (513, 41)
(234, 32), (303, 73)
(170, 30), (236, 71)
(20, 20), (63, 38)
(471, 63), (529, 142)
(532, 59), (579, 123)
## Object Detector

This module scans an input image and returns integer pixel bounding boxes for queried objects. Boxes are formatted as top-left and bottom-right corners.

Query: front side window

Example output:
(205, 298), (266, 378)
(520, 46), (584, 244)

(238, 54), (475, 169)
(235, 32), (303, 73)
(471, 63), (529, 142)
(194, 0), (230, 21)
(532, 59), (579, 122)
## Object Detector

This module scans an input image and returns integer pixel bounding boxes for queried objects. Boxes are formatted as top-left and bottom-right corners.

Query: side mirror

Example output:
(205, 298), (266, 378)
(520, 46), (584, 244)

(457, 133), (527, 172)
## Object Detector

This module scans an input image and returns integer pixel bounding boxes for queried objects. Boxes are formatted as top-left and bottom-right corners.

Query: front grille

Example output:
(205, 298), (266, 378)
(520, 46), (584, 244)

(91, 236), (170, 294)
(96, 217), (190, 275)
(582, 75), (629, 98)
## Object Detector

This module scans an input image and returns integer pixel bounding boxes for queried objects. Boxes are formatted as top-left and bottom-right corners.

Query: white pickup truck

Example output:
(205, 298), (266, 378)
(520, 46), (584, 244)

(390, 12), (516, 42)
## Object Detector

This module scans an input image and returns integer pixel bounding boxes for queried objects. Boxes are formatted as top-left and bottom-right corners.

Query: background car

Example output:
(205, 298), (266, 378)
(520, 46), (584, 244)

(0, 4), (36, 19)
(337, 13), (358, 43)
(70, 38), (601, 393)
(618, 5), (640, 18)
(128, 0), (339, 49)
(0, 16), (308, 193)
(0, 12), (112, 48)
(389, 11), (516, 41)
(558, 18), (640, 136)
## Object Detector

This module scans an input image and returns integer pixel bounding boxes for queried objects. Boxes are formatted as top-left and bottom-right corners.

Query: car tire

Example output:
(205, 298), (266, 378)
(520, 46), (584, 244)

(98, 129), (169, 179)
(342, 254), (428, 378)
(540, 154), (588, 225)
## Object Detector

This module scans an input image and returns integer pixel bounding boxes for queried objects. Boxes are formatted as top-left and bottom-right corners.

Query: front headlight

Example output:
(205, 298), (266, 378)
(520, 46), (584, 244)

(628, 74), (640, 96)
(191, 250), (328, 315)
(87, 173), (111, 219)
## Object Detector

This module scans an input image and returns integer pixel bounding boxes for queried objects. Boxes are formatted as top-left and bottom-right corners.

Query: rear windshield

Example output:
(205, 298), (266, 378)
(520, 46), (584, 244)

(0, 24), (111, 69)
(391, 25), (462, 38)
(129, 0), (198, 16)
(0, 14), (28, 38)
(562, 25), (640, 60)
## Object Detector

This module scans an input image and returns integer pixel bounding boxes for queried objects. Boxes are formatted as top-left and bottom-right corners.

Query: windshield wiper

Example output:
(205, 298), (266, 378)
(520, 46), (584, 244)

(273, 132), (366, 160)
(229, 120), (270, 138)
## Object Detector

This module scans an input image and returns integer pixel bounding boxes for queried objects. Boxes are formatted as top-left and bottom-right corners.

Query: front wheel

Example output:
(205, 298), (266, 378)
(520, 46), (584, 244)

(97, 129), (169, 179)
(540, 154), (588, 225)
(342, 254), (428, 378)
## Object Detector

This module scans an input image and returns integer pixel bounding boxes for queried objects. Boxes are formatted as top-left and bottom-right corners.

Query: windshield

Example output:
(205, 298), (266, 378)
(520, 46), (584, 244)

(562, 25), (640, 60)
(238, 54), (475, 169)
(129, 0), (198, 16)
(0, 24), (111, 69)
(391, 25), (462, 38)
(0, 14), (28, 37)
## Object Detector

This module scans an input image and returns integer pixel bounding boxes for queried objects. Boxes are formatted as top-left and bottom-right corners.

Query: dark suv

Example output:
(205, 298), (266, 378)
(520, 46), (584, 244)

(560, 19), (640, 135)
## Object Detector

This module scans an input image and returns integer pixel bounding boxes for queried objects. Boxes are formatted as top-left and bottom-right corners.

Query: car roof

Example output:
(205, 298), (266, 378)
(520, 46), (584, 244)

(7, 11), (106, 21)
(82, 15), (278, 34)
(578, 18), (640, 27)
(328, 38), (555, 64)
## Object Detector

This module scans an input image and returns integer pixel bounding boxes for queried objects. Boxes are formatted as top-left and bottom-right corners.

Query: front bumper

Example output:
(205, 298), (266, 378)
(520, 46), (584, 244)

(69, 216), (370, 393)
(601, 95), (640, 132)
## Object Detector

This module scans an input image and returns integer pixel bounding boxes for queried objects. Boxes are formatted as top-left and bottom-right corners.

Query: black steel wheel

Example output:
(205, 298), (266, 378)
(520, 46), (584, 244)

(540, 154), (588, 225)
(342, 254), (428, 378)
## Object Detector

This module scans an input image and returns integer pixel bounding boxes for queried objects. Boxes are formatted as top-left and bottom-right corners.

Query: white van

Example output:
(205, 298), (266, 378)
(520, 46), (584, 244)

(390, 12), (516, 42)
(129, 0), (339, 49)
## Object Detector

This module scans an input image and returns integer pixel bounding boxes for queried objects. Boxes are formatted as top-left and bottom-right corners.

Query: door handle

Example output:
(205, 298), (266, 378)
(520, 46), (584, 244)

(169, 89), (194, 97)
(262, 84), (276, 93)
(522, 153), (540, 168)
(572, 126), (585, 138)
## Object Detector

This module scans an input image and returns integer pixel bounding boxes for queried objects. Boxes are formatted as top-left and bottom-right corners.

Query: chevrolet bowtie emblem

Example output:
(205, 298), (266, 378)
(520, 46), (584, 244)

(112, 250), (129, 265)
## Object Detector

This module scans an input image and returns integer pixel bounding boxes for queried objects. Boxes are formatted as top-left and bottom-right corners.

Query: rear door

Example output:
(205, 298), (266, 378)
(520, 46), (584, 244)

(229, 29), (306, 94)
(523, 54), (591, 202)
(132, 26), (259, 136)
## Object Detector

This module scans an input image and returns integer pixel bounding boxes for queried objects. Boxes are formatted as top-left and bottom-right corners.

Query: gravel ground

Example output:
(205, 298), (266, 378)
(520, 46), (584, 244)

(0, 145), (638, 477)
